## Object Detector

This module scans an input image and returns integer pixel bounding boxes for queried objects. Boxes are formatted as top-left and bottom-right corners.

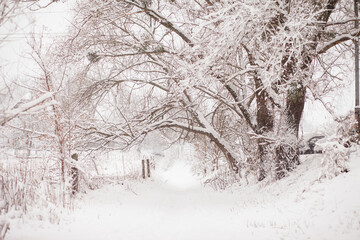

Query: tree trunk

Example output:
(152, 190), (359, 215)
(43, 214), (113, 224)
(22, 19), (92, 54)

(257, 142), (268, 181)
(275, 82), (306, 179)
(71, 153), (79, 194)
(286, 82), (306, 138)
(255, 79), (274, 181)
(285, 81), (306, 168)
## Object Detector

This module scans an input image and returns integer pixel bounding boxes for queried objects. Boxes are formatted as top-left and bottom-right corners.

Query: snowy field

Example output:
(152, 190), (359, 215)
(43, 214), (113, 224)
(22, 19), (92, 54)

(6, 148), (360, 240)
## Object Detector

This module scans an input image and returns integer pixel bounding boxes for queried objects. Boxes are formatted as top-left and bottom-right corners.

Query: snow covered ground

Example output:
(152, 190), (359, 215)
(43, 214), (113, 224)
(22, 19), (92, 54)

(6, 148), (360, 240)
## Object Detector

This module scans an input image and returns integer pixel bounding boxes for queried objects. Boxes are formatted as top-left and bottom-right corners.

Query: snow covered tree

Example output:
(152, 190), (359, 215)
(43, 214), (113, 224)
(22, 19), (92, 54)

(0, 0), (64, 126)
(28, 35), (97, 200)
(64, 0), (357, 182)
(0, 0), (74, 232)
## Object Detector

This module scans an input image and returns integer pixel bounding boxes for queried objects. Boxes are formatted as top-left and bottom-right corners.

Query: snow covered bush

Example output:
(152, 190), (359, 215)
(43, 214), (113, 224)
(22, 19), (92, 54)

(0, 150), (80, 224)
(318, 114), (354, 179)
(192, 135), (242, 189)
(203, 168), (239, 191)
(318, 139), (350, 180)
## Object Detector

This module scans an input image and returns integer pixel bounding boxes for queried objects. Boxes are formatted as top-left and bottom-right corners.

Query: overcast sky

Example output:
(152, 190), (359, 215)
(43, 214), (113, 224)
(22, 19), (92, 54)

(0, 0), (74, 95)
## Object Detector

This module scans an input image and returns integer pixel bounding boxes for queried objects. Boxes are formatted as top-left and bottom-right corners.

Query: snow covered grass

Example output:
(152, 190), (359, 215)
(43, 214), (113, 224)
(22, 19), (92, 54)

(5, 147), (360, 240)
(0, 152), (67, 216)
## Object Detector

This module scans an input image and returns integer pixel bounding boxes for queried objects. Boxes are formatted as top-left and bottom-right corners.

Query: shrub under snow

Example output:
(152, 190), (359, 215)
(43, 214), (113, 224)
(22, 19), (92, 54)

(317, 114), (354, 180)
(318, 138), (350, 180)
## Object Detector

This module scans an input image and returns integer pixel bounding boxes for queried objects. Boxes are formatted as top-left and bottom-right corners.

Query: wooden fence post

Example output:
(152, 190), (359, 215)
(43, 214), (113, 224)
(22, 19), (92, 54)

(146, 159), (150, 178)
(142, 159), (146, 179)
(71, 153), (79, 194)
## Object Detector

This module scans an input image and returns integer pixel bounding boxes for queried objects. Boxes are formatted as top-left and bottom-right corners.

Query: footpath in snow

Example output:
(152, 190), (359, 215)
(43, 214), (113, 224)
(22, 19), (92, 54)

(7, 151), (360, 240)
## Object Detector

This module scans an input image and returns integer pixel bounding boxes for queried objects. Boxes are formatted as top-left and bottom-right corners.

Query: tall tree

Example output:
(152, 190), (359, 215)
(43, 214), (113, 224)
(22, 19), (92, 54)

(65, 0), (355, 181)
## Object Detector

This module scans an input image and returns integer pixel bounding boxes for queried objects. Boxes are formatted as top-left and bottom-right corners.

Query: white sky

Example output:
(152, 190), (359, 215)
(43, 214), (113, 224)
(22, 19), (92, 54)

(0, 0), (74, 98)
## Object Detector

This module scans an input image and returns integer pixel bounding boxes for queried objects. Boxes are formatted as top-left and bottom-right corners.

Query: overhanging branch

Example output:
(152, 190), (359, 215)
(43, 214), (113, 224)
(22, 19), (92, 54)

(317, 29), (360, 54)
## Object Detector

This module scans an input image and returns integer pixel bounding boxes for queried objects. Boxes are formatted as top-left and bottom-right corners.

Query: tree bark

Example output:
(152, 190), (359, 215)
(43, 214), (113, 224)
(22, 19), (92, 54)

(71, 153), (79, 194)
(255, 81), (274, 181)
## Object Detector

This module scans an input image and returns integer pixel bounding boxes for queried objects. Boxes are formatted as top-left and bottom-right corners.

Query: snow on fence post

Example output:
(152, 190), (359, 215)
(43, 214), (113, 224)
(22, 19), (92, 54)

(142, 159), (146, 179)
(146, 159), (151, 178)
(71, 153), (79, 194)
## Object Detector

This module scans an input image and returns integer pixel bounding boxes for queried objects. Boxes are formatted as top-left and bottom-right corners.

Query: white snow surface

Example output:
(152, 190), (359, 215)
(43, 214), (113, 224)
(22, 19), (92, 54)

(6, 149), (360, 240)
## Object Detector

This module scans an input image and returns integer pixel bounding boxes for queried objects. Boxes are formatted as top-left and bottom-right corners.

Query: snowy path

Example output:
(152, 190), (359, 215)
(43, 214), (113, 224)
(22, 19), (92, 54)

(8, 183), (276, 240)
(7, 155), (360, 240)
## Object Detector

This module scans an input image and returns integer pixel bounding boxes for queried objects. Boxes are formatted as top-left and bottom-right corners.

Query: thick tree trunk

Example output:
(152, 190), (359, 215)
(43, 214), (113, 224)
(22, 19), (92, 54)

(275, 83), (306, 179)
(255, 81), (274, 181)
(286, 83), (306, 138)
(285, 82), (306, 168)
(275, 141), (299, 180)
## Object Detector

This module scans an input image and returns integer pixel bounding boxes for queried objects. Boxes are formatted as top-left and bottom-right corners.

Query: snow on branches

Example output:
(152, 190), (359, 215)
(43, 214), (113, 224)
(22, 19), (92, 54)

(59, 0), (357, 183)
